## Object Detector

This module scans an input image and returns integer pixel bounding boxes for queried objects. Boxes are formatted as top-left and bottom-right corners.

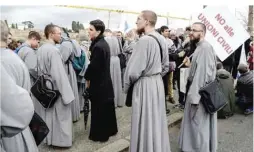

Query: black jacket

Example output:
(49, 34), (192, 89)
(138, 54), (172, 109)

(85, 35), (114, 102)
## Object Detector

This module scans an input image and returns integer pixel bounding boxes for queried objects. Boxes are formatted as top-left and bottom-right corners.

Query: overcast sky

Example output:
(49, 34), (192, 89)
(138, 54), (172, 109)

(0, 5), (249, 30)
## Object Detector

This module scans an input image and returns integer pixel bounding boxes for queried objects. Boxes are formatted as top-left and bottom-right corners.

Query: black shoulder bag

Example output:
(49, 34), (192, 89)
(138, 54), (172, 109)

(125, 34), (163, 107)
(30, 60), (60, 109)
(29, 112), (49, 145)
(198, 78), (228, 114)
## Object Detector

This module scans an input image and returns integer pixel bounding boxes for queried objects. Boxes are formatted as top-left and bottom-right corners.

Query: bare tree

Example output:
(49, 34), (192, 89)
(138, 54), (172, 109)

(236, 6), (253, 35)
(248, 5), (253, 36)
(236, 10), (248, 31)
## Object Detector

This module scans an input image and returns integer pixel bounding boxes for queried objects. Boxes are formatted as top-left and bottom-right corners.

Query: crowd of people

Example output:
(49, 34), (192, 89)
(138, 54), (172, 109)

(0, 9), (253, 152)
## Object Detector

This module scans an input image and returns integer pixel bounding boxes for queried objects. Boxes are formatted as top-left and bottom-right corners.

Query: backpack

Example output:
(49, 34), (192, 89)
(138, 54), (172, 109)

(71, 50), (86, 73)
(62, 39), (86, 74)
(15, 45), (27, 54)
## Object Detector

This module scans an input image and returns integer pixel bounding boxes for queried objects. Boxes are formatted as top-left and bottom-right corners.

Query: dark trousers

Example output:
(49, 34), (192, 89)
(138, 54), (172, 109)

(163, 73), (169, 110)
(236, 96), (253, 111)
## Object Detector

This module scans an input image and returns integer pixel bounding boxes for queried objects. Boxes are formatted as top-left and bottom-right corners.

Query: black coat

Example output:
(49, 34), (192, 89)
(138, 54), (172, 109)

(85, 35), (114, 102)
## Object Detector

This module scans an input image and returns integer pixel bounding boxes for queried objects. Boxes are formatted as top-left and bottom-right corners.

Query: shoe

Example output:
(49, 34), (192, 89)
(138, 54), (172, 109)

(218, 115), (228, 119)
(173, 104), (181, 109)
(244, 109), (253, 115)
(168, 97), (176, 104)
(166, 109), (170, 114)
(179, 104), (185, 110)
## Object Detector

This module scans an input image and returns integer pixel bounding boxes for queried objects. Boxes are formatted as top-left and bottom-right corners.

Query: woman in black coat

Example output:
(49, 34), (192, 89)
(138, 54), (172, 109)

(85, 19), (118, 142)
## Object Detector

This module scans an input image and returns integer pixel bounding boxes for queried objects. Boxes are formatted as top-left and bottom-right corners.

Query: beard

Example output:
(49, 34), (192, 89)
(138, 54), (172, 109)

(190, 36), (201, 46)
(136, 27), (145, 36)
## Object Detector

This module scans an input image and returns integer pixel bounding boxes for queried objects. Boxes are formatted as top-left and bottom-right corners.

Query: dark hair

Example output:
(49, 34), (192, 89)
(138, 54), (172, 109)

(8, 39), (18, 50)
(173, 37), (179, 47)
(28, 31), (41, 40)
(44, 24), (57, 39)
(216, 62), (223, 70)
(185, 26), (191, 31)
(193, 22), (206, 34)
(89, 19), (105, 35)
(156, 28), (161, 33)
(179, 35), (184, 42)
(160, 26), (169, 33)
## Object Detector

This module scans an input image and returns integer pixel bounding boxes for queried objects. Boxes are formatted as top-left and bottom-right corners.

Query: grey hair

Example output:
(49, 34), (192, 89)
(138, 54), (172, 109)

(1, 20), (9, 43)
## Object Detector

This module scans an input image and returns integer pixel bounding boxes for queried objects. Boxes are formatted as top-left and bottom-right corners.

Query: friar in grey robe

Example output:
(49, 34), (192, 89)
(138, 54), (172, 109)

(123, 39), (137, 64)
(77, 44), (90, 111)
(178, 22), (217, 152)
(123, 29), (139, 64)
(0, 64), (35, 152)
(124, 10), (170, 152)
(0, 48), (38, 152)
(59, 34), (81, 122)
(105, 36), (124, 107)
(35, 33), (75, 147)
(16, 31), (41, 82)
(17, 42), (37, 73)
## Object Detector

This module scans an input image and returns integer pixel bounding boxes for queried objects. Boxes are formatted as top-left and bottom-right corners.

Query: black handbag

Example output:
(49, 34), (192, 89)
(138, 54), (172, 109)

(199, 78), (228, 114)
(125, 83), (134, 107)
(31, 75), (60, 109)
(30, 60), (60, 109)
(29, 112), (49, 145)
(125, 34), (163, 107)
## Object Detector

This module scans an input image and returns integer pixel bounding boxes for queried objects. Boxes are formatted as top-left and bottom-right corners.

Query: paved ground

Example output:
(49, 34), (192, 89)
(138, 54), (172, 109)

(168, 113), (253, 152)
(38, 90), (181, 152)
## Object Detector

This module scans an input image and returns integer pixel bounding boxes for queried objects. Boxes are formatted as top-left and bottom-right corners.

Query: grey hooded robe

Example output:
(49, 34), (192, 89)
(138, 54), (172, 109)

(178, 40), (217, 152)
(34, 42), (75, 147)
(124, 31), (171, 152)
(105, 36), (124, 107)
(59, 39), (81, 122)
(0, 48), (38, 152)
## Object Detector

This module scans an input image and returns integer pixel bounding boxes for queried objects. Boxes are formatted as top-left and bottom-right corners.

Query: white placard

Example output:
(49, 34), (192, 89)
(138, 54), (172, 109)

(192, 6), (250, 61)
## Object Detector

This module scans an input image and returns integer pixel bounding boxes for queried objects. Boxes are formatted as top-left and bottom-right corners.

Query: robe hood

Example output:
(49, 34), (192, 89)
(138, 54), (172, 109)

(217, 69), (230, 79)
(61, 36), (82, 57)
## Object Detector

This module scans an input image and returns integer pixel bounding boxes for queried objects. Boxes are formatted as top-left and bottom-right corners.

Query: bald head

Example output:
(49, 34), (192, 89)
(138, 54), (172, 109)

(193, 22), (206, 35)
(141, 10), (157, 27)
(1, 20), (9, 43)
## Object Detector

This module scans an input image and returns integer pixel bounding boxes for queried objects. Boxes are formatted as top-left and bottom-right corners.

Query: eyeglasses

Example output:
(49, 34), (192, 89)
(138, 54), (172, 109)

(190, 29), (203, 33)
(53, 32), (61, 35)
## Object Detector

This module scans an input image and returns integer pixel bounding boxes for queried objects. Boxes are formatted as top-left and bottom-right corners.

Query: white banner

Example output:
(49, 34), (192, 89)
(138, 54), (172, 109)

(180, 68), (190, 93)
(193, 6), (250, 61)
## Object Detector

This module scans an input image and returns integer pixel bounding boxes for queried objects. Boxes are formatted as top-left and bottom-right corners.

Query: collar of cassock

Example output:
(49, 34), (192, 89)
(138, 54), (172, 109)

(45, 39), (56, 45)
(89, 34), (104, 51)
